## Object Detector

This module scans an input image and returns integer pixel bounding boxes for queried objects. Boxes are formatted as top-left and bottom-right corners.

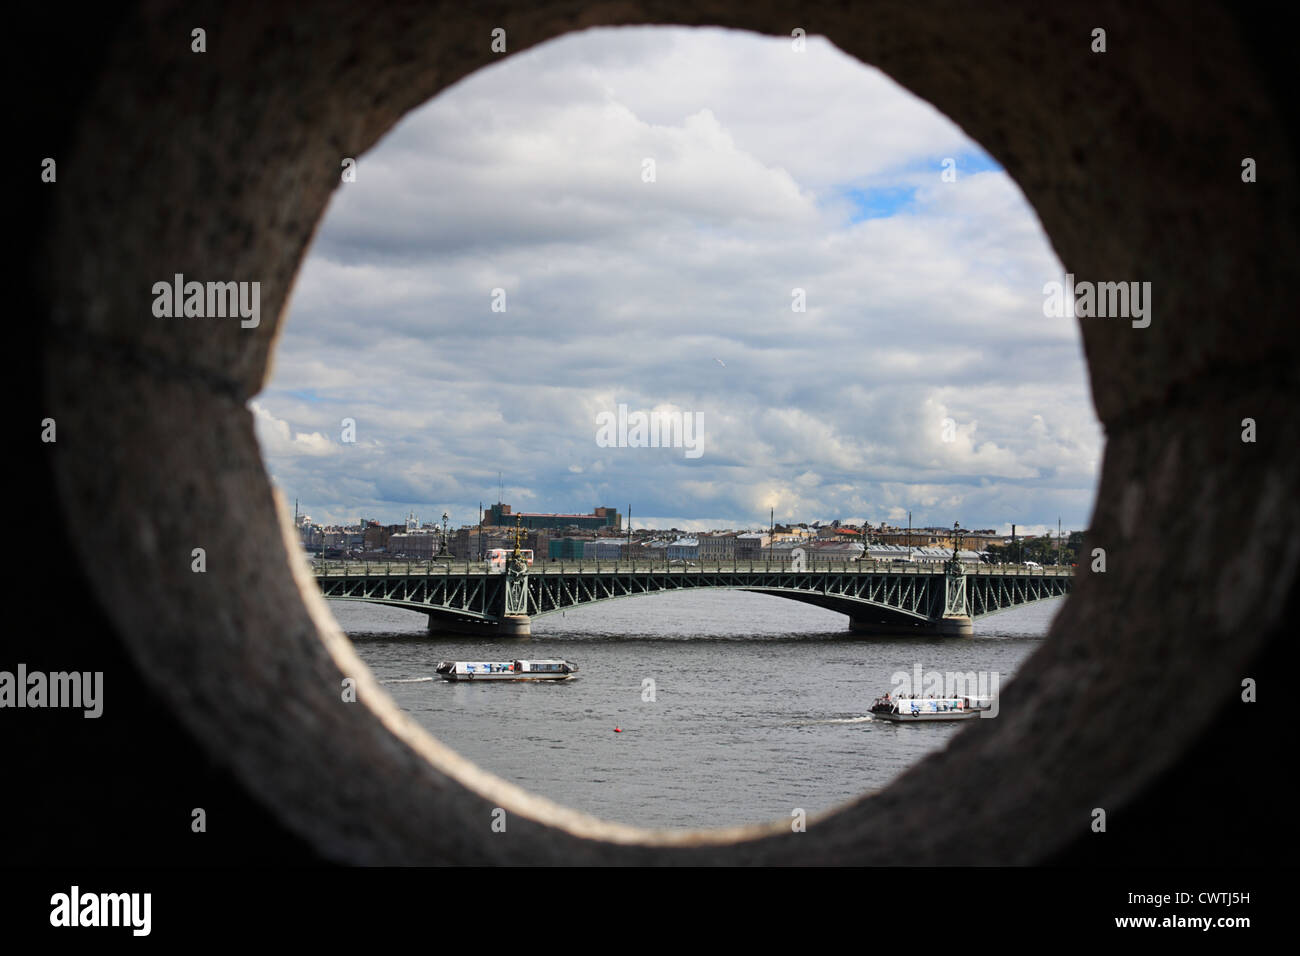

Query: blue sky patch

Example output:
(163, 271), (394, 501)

(834, 153), (1004, 224)
(839, 186), (919, 222)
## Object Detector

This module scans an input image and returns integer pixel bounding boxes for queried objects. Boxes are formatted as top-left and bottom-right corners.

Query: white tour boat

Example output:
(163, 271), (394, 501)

(869, 693), (995, 721)
(435, 659), (579, 682)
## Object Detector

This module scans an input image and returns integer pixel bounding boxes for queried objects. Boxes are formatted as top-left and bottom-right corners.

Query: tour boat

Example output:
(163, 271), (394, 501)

(869, 694), (994, 721)
(435, 659), (579, 681)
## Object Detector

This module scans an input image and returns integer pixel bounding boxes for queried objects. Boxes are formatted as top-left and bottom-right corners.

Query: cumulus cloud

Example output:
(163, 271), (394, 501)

(250, 403), (335, 458)
(253, 27), (1102, 531)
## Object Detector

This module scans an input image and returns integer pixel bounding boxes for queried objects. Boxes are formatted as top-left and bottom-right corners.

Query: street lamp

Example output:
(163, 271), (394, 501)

(441, 511), (450, 557)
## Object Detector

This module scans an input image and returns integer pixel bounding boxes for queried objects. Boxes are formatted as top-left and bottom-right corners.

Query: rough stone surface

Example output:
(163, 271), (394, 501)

(38, 1), (1299, 863)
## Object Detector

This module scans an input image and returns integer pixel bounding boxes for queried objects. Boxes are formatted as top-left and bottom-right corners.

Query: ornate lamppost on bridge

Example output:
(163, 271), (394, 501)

(440, 511), (449, 557)
(509, 514), (526, 570)
(936, 519), (973, 636)
(488, 514), (531, 636)
(947, 520), (966, 574)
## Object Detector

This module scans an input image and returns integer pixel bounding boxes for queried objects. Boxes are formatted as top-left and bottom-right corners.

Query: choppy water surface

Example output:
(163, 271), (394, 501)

(334, 591), (1061, 829)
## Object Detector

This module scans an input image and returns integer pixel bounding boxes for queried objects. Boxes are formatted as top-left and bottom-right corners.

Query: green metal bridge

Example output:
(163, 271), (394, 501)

(311, 558), (1074, 637)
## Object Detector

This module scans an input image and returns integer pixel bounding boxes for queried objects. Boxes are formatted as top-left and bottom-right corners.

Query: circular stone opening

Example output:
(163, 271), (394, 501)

(41, 6), (1297, 865)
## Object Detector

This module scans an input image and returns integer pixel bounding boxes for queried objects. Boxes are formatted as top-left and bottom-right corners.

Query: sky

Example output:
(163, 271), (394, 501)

(253, 26), (1102, 537)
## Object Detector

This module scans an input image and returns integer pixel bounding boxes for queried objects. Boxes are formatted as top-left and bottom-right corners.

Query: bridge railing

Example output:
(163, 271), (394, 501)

(309, 556), (1075, 578)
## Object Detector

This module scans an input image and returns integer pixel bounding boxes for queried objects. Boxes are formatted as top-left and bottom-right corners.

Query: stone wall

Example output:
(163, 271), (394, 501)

(24, 1), (1298, 864)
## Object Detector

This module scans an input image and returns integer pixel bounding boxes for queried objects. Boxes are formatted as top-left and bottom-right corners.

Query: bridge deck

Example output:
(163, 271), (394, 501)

(310, 559), (1075, 577)
(310, 558), (1072, 633)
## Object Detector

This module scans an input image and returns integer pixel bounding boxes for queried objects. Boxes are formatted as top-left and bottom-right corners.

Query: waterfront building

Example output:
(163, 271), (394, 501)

(548, 537), (592, 560)
(640, 540), (670, 561)
(387, 531), (441, 558)
(484, 502), (621, 531)
(736, 532), (771, 559)
(666, 537), (699, 560)
(697, 533), (737, 561)
(586, 540), (623, 560)
(770, 529), (812, 544)
(811, 541), (865, 560)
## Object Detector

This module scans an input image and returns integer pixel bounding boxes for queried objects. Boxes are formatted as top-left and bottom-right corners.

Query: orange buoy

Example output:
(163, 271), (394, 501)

(614, 727), (622, 732)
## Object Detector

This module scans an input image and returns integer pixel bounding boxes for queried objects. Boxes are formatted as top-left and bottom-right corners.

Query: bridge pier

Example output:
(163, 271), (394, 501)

(849, 615), (973, 638)
(494, 615), (531, 637)
(426, 614), (532, 637)
(426, 615), (460, 635)
(935, 616), (973, 638)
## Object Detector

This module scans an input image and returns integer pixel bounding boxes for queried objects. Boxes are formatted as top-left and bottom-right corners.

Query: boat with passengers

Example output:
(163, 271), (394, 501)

(869, 692), (994, 721)
(435, 659), (579, 682)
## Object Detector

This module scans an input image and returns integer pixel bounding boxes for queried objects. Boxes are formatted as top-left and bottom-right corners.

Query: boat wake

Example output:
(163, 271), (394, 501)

(792, 715), (874, 726)
(381, 676), (436, 684)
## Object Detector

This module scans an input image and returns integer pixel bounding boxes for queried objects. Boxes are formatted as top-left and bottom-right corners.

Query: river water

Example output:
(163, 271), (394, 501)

(333, 591), (1061, 830)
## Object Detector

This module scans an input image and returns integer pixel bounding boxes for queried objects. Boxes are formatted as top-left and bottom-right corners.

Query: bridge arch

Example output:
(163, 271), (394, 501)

(328, 574), (1071, 635)
(324, 576), (934, 632)
(37, 3), (1295, 866)
(314, 562), (1072, 636)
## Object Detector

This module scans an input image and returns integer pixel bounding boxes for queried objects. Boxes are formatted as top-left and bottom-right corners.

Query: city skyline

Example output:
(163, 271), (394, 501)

(288, 497), (1074, 540)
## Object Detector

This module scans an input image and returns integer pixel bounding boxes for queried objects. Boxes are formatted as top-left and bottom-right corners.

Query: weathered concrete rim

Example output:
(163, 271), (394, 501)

(41, 2), (1299, 864)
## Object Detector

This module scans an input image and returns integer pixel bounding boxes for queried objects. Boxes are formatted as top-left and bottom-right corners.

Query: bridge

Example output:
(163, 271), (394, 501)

(311, 557), (1073, 637)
